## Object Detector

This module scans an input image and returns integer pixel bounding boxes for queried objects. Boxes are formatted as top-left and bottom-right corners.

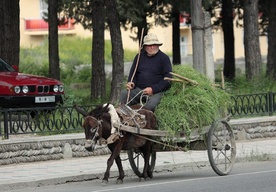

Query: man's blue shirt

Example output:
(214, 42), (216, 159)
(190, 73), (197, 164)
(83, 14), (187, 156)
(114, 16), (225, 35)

(128, 50), (172, 94)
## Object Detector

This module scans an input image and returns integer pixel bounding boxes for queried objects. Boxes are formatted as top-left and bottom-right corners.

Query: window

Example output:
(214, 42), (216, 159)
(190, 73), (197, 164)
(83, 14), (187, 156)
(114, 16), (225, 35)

(180, 35), (188, 56)
(39, 0), (48, 18)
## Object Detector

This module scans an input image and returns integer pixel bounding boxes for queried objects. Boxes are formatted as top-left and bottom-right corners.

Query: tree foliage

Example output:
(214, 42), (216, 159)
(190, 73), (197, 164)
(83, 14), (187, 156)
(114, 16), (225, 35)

(117, 0), (171, 43)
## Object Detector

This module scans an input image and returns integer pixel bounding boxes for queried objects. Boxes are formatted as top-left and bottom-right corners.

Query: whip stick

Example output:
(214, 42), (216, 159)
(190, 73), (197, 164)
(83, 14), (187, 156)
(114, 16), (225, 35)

(126, 28), (144, 103)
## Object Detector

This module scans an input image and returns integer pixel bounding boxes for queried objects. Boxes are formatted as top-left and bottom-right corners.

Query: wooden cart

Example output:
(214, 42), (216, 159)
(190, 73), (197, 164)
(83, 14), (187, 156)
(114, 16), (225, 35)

(114, 116), (236, 177)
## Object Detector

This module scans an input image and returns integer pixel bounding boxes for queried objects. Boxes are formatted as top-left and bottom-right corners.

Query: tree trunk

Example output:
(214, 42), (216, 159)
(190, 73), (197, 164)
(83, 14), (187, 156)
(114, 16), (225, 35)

(172, 6), (181, 64)
(91, 0), (106, 100)
(244, 0), (262, 80)
(0, 1), (4, 59)
(191, 0), (205, 74)
(222, 0), (235, 80)
(267, 0), (276, 79)
(48, 0), (60, 80)
(0, 0), (20, 66)
(105, 0), (124, 104)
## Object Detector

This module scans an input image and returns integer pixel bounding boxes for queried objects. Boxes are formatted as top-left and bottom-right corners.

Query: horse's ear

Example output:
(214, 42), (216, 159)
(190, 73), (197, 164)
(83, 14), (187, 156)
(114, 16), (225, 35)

(74, 105), (89, 117)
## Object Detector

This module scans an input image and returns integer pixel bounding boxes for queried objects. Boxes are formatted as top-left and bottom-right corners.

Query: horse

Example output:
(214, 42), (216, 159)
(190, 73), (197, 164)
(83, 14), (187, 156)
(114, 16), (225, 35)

(74, 103), (156, 184)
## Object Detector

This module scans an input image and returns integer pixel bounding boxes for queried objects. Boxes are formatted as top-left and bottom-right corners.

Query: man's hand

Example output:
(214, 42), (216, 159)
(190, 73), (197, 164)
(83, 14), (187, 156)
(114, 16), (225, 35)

(126, 82), (135, 89)
(143, 87), (153, 95)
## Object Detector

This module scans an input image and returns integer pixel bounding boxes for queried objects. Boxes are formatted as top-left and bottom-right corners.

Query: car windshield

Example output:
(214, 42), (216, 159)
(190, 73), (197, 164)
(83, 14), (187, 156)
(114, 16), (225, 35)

(0, 58), (15, 72)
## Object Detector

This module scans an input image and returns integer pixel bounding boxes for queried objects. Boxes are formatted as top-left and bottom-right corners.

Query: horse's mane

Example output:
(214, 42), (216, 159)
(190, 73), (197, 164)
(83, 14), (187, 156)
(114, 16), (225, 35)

(88, 103), (110, 119)
(87, 103), (122, 129)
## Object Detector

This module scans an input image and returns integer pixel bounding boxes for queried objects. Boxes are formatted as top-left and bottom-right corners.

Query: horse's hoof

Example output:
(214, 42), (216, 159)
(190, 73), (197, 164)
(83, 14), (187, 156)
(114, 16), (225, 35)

(139, 177), (146, 182)
(102, 179), (108, 185)
(148, 173), (153, 179)
(116, 179), (123, 184)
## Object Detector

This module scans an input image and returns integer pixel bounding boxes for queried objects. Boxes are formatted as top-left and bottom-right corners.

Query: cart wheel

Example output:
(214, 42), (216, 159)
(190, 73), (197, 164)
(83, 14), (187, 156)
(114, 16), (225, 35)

(207, 119), (236, 176)
(127, 149), (156, 177)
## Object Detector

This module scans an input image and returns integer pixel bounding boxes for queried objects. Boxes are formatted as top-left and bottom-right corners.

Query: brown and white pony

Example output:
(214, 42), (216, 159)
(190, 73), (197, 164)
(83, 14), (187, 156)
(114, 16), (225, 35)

(74, 103), (156, 184)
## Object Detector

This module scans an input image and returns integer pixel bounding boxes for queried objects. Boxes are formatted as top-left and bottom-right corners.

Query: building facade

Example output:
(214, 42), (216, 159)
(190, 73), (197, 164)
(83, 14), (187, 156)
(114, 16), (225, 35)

(20, 0), (268, 65)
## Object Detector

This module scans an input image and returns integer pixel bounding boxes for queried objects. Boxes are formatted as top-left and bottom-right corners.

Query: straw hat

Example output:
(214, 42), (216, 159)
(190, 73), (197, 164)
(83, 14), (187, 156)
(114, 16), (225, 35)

(142, 33), (163, 46)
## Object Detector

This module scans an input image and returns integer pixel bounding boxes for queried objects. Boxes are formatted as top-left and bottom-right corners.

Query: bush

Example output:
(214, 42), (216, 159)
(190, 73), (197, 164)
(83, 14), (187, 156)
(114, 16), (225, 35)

(228, 71), (276, 94)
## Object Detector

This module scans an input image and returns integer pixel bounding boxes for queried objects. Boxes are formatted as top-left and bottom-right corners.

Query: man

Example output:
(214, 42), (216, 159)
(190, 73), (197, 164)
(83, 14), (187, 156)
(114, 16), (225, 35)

(119, 33), (172, 111)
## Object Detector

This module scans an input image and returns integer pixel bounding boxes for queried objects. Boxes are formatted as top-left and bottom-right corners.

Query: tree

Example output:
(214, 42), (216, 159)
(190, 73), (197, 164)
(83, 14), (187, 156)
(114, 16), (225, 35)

(243, 0), (262, 79)
(208, 0), (236, 80)
(0, 0), (20, 66)
(170, 0), (211, 65)
(117, 0), (149, 43)
(266, 0), (276, 79)
(117, 0), (171, 44)
(63, 0), (172, 101)
(61, 0), (106, 100)
(91, 0), (106, 100)
(222, 0), (235, 80)
(171, 4), (181, 64)
(105, 0), (124, 103)
(48, 0), (60, 80)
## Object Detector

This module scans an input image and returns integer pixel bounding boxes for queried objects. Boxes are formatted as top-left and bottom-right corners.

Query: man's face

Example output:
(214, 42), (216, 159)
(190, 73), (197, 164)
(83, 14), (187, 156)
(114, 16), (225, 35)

(144, 44), (159, 56)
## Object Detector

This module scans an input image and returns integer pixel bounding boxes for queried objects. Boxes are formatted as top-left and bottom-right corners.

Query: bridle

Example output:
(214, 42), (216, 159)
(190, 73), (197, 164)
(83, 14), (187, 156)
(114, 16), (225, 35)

(84, 116), (103, 142)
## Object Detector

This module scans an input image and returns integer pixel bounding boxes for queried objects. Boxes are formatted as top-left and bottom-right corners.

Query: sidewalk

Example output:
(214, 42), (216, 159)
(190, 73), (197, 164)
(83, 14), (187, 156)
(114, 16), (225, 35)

(0, 138), (276, 190)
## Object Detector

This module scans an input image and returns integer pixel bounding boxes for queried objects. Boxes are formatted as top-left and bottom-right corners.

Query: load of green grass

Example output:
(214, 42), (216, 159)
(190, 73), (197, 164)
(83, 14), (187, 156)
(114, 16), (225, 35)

(155, 65), (232, 137)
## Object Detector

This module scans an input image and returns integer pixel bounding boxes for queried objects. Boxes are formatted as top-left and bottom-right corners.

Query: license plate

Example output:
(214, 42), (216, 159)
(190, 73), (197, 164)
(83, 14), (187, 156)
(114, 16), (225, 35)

(35, 96), (55, 103)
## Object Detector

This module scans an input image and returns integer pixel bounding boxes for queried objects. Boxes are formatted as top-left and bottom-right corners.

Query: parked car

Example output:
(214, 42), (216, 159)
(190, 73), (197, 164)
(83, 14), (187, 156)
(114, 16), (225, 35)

(0, 57), (64, 109)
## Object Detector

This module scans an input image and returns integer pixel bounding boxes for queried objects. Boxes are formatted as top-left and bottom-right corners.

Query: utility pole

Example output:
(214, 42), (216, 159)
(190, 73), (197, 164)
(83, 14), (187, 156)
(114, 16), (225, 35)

(191, 0), (204, 74)
(190, 0), (214, 81)
(203, 11), (214, 81)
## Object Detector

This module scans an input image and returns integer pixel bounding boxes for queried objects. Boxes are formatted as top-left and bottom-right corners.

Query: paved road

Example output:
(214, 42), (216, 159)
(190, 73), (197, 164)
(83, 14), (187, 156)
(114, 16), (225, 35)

(0, 138), (276, 191)
(4, 159), (276, 192)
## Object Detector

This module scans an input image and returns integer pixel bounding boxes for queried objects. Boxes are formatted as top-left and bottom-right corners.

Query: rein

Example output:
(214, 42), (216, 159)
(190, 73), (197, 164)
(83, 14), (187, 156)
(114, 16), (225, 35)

(127, 28), (145, 103)
(120, 133), (188, 162)
(132, 133), (188, 152)
(126, 90), (148, 108)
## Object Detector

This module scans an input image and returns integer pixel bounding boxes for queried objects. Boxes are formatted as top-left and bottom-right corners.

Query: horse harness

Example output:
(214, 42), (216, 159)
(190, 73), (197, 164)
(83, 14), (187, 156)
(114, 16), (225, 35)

(84, 105), (148, 145)
(83, 105), (184, 152)
(84, 115), (121, 145)
(83, 116), (106, 145)
(115, 104), (147, 128)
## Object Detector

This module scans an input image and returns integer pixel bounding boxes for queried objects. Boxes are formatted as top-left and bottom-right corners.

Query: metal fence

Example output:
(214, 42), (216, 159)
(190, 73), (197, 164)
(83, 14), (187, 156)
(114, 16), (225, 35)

(0, 105), (94, 139)
(228, 92), (276, 117)
(1, 92), (276, 139)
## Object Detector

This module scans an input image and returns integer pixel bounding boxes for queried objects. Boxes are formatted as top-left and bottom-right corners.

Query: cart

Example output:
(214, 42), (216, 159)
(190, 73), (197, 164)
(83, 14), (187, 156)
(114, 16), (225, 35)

(114, 116), (236, 177)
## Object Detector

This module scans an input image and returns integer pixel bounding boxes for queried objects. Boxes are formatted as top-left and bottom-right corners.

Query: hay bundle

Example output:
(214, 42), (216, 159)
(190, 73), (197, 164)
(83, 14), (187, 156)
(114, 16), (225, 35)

(155, 65), (231, 136)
